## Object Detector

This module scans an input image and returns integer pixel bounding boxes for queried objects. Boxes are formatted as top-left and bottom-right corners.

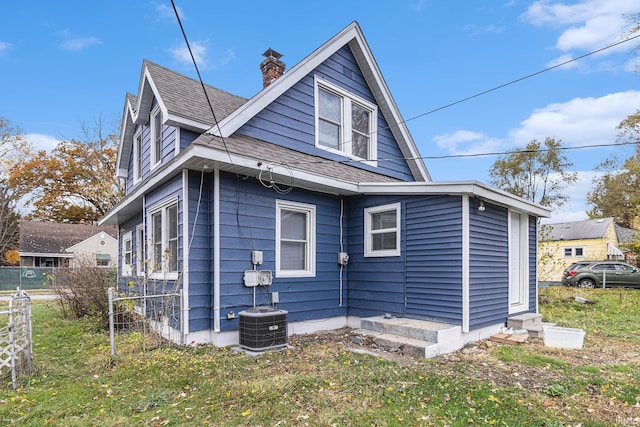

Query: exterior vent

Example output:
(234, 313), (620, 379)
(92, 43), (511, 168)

(239, 307), (288, 351)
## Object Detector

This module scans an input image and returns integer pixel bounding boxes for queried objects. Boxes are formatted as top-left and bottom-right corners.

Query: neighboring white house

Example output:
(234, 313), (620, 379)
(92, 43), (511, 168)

(66, 231), (118, 268)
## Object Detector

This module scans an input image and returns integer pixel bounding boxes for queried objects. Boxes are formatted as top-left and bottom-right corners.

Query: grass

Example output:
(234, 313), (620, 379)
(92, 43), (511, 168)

(0, 288), (638, 426)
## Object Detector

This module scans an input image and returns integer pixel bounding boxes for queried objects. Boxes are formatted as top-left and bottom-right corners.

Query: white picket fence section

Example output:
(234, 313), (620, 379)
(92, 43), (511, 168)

(0, 289), (33, 389)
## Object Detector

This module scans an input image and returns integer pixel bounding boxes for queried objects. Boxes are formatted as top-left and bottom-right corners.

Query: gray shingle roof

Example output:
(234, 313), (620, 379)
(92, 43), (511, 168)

(144, 60), (248, 125)
(540, 218), (613, 242)
(18, 221), (117, 254)
(193, 133), (402, 184)
(615, 223), (640, 245)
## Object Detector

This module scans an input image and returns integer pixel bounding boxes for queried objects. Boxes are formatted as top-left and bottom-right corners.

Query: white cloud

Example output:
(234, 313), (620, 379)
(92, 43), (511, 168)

(0, 41), (10, 53)
(432, 130), (505, 156)
(156, 3), (183, 20)
(169, 42), (235, 70)
(59, 29), (101, 51)
(521, 0), (640, 66)
(25, 133), (61, 153)
(170, 41), (207, 67)
(509, 90), (640, 147)
(541, 169), (601, 223)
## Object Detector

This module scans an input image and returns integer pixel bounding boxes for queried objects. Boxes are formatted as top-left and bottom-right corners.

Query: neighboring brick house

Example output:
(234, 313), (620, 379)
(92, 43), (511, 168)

(18, 220), (118, 268)
(538, 217), (639, 284)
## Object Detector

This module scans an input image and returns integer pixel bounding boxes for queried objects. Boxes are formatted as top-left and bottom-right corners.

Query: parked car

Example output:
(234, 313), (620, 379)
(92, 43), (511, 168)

(562, 261), (640, 289)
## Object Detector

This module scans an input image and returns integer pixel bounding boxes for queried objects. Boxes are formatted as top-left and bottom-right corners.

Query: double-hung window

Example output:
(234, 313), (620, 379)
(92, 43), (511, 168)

(149, 200), (178, 278)
(135, 224), (145, 276)
(122, 231), (133, 276)
(315, 78), (377, 164)
(364, 203), (401, 257)
(151, 106), (163, 168)
(276, 200), (316, 277)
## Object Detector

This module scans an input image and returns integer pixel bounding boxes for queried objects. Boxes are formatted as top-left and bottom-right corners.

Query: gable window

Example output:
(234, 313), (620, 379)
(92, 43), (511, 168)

(276, 200), (316, 277)
(122, 231), (133, 276)
(134, 131), (142, 182)
(149, 200), (178, 278)
(315, 77), (377, 164)
(563, 246), (585, 258)
(364, 203), (401, 257)
(151, 106), (163, 168)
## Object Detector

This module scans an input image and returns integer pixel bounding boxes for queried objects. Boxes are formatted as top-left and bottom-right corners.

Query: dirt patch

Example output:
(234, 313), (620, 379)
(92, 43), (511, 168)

(289, 328), (640, 425)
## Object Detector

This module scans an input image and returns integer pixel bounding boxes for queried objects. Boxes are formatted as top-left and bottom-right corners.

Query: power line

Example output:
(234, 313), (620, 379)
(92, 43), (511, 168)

(170, 0), (238, 176)
(284, 140), (639, 167)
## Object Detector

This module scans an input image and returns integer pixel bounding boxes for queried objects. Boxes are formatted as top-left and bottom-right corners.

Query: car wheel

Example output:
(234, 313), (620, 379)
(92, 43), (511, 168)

(578, 278), (596, 289)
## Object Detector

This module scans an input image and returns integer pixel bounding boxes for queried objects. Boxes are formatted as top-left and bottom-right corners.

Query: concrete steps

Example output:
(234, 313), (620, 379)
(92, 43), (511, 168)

(507, 313), (545, 338)
(350, 316), (461, 359)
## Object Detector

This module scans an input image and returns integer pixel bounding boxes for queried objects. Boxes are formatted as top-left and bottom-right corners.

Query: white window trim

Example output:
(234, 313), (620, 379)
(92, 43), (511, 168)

(364, 202), (401, 257)
(276, 200), (316, 278)
(314, 76), (378, 166)
(122, 231), (133, 277)
(133, 130), (142, 183)
(148, 198), (179, 280)
(563, 246), (585, 258)
(135, 223), (145, 277)
(150, 105), (163, 170)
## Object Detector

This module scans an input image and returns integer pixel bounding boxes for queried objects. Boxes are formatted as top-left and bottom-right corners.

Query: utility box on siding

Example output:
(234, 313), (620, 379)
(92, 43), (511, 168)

(239, 307), (288, 352)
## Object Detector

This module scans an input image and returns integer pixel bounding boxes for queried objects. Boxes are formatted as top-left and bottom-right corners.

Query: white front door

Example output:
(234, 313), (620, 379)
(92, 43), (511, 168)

(509, 212), (529, 313)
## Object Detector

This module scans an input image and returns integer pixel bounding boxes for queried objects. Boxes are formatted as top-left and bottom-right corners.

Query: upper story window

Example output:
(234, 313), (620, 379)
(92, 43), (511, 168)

(133, 131), (142, 182)
(315, 77), (377, 165)
(151, 106), (163, 168)
(149, 199), (178, 278)
(276, 200), (316, 278)
(364, 203), (401, 257)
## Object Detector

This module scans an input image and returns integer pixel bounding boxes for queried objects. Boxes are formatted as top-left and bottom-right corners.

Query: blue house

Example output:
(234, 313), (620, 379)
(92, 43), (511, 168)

(101, 22), (550, 352)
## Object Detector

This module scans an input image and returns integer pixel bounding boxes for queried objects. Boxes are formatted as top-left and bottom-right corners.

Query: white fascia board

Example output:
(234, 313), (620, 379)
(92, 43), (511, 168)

(358, 181), (551, 217)
(132, 67), (168, 125)
(210, 22), (362, 138)
(346, 37), (431, 182)
(164, 113), (211, 132)
(101, 143), (360, 225)
(188, 144), (361, 194)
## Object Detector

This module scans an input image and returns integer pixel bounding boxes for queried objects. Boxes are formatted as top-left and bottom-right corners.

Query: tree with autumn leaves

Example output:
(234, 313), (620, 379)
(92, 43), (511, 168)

(6, 119), (125, 224)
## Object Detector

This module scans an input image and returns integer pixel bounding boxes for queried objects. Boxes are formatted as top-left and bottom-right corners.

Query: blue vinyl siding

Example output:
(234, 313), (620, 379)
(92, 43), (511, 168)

(529, 216), (537, 312)
(237, 45), (414, 181)
(211, 172), (347, 332)
(185, 170), (212, 332)
(469, 202), (509, 329)
(405, 196), (463, 324)
(125, 99), (179, 194)
(346, 195), (407, 318)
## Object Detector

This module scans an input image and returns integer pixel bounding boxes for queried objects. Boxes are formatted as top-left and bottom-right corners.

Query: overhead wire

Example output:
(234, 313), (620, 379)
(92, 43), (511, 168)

(170, 0), (238, 177)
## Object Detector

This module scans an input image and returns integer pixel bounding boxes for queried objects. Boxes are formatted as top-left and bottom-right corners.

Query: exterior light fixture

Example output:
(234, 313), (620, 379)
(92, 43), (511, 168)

(478, 200), (485, 212)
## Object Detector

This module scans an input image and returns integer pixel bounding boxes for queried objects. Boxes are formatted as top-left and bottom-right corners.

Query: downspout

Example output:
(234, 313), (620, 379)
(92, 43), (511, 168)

(213, 167), (221, 332)
(462, 195), (470, 333)
(181, 170), (190, 341)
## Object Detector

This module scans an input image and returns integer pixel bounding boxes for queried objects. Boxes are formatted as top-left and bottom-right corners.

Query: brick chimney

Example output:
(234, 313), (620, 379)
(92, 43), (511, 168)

(260, 48), (285, 88)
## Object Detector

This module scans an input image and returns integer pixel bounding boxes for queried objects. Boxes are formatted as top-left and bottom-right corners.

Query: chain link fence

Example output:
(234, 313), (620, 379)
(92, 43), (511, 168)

(107, 287), (182, 356)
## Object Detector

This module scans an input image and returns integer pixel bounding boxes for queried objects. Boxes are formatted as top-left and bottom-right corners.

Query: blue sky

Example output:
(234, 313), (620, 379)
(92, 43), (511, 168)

(1, 0), (639, 223)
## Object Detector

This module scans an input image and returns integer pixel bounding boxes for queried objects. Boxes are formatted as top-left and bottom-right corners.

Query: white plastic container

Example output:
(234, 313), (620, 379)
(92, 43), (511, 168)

(543, 326), (585, 349)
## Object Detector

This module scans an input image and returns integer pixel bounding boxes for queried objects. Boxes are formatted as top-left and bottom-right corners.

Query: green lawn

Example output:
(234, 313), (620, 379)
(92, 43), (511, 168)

(1, 287), (639, 426)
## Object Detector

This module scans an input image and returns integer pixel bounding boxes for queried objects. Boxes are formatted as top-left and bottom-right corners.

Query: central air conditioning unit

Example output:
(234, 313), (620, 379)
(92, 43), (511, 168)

(239, 306), (288, 352)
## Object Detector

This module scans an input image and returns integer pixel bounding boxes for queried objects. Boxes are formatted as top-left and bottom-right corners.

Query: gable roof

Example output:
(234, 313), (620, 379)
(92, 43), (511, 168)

(540, 218), (614, 242)
(116, 61), (248, 177)
(210, 21), (430, 183)
(18, 221), (118, 255)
